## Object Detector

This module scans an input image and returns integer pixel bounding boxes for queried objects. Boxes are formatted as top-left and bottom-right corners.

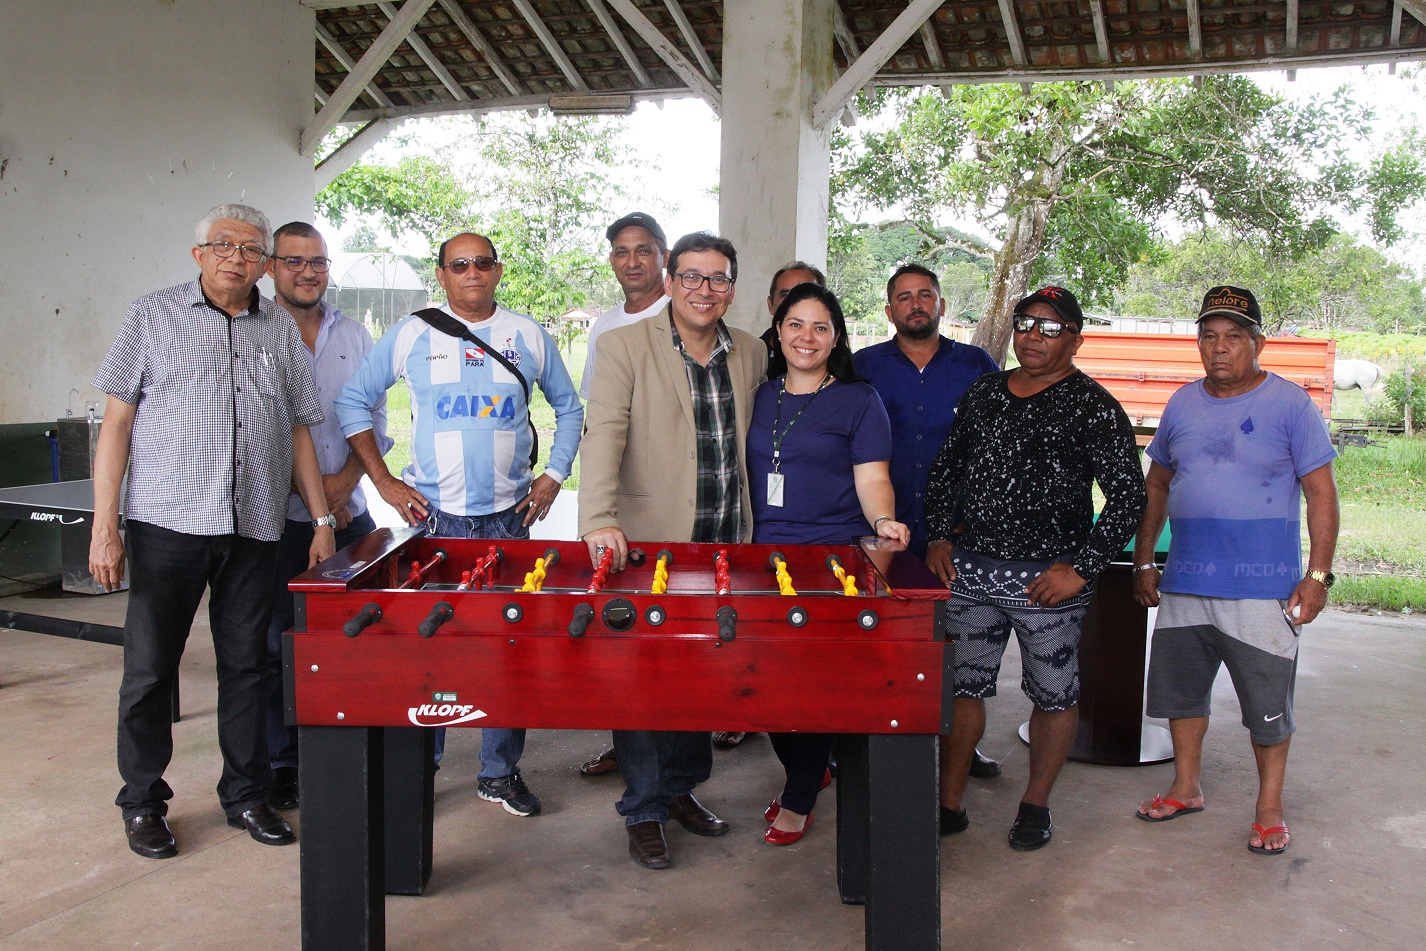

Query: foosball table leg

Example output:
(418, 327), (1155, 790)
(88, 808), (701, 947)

(835, 734), (870, 906)
(865, 734), (941, 951)
(299, 724), (386, 951)
(383, 727), (435, 895)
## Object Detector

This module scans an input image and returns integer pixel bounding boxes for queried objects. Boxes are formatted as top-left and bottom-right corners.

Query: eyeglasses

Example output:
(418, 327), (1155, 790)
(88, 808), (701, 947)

(1012, 315), (1079, 338)
(278, 256), (331, 273)
(441, 256), (498, 274)
(199, 241), (267, 263)
(675, 271), (734, 293)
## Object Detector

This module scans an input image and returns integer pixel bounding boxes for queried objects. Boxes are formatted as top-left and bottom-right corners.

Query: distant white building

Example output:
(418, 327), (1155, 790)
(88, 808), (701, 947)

(324, 252), (429, 336)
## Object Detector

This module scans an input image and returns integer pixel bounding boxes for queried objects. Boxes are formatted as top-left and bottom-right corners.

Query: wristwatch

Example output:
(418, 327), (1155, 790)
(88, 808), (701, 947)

(1306, 569), (1335, 589)
(1133, 563), (1159, 573)
(313, 514), (337, 530)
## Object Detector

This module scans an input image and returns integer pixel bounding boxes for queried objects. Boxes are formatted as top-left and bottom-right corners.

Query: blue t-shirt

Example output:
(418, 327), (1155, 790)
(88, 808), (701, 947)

(853, 336), (999, 556)
(747, 378), (893, 545)
(1147, 373), (1336, 599)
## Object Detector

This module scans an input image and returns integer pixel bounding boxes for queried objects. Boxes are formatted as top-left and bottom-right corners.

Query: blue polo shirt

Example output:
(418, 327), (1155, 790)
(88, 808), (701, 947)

(854, 335), (999, 556)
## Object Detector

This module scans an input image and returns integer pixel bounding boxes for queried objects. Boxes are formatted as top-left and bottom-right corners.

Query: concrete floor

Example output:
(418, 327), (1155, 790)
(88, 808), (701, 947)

(2, 587), (1425, 951)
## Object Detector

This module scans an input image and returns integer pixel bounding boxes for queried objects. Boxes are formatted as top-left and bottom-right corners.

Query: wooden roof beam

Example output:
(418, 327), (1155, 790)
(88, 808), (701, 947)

(302, 0), (435, 155)
(587, 0), (653, 87)
(813, 0), (947, 129)
(316, 23), (394, 109)
(436, 0), (524, 97)
(995, 0), (1034, 93)
(918, 20), (953, 98)
(661, 0), (719, 81)
(1286, 0), (1299, 80)
(605, 0), (721, 114)
(315, 117), (402, 191)
(510, 0), (589, 91)
(376, 2), (468, 100)
(1186, 0), (1203, 56)
(1088, 0), (1113, 91)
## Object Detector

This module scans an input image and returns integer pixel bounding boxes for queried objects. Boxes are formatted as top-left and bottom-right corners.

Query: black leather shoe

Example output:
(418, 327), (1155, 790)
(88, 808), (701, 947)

(227, 802), (296, 846)
(969, 749), (1002, 779)
(939, 806), (969, 836)
(269, 766), (299, 810)
(125, 814), (177, 859)
(1008, 802), (1052, 851)
(668, 794), (729, 836)
(627, 821), (671, 869)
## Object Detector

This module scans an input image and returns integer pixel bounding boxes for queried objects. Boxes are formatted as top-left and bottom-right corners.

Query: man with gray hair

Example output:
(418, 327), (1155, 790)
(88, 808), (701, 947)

(91, 203), (336, 859)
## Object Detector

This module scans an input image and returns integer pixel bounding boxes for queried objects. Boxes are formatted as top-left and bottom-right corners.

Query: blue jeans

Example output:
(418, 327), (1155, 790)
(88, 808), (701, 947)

(612, 730), (713, 825)
(266, 511), (376, 769)
(427, 503), (529, 779)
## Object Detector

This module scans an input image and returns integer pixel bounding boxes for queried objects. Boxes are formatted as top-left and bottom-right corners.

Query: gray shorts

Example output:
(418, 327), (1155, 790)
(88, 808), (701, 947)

(1146, 592), (1299, 745)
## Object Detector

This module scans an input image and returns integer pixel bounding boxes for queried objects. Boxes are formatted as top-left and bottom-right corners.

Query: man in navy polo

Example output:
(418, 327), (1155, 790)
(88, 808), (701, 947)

(854, 262), (1001, 786)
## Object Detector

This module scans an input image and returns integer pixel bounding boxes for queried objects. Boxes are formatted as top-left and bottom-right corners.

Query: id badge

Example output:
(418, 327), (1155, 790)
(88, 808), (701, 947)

(766, 472), (785, 507)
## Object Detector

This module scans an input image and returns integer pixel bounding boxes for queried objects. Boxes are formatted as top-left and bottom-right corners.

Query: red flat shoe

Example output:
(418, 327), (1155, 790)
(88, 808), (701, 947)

(764, 799), (781, 823)
(764, 811), (813, 846)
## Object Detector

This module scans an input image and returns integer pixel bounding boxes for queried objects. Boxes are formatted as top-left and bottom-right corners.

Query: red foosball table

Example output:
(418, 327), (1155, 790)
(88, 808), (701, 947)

(286, 529), (952, 951)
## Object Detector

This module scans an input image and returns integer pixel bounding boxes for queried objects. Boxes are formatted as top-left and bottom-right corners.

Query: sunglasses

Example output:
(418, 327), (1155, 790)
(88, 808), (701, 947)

(1012, 315), (1079, 338)
(442, 256), (498, 274)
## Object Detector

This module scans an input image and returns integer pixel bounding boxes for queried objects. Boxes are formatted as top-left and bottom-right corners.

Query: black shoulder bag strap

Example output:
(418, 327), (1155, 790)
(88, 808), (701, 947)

(414, 307), (539, 470)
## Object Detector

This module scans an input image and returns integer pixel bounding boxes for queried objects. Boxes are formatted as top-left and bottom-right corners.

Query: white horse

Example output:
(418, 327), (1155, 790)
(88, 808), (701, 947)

(1333, 358), (1387, 407)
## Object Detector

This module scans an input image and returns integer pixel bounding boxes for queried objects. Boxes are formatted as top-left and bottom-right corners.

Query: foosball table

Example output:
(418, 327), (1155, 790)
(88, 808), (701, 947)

(286, 529), (952, 951)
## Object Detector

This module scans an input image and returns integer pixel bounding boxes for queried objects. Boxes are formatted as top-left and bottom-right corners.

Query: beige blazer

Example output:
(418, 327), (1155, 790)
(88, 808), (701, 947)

(578, 307), (768, 543)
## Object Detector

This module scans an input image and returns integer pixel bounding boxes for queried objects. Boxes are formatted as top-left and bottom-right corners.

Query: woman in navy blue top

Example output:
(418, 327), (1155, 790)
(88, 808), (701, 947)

(747, 282), (909, 845)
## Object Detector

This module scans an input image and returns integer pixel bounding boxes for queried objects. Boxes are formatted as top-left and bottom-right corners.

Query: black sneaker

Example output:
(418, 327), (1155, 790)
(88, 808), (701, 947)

(940, 806), (969, 836)
(478, 772), (542, 816)
(1008, 802), (1052, 851)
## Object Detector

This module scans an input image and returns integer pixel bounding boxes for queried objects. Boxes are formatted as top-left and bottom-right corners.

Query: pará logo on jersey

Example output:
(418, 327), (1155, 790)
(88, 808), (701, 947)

(465, 345), (486, 367)
(501, 337), (522, 368)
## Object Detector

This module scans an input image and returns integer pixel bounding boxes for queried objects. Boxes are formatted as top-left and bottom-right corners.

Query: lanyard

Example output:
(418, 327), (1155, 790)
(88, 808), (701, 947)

(771, 373), (832, 474)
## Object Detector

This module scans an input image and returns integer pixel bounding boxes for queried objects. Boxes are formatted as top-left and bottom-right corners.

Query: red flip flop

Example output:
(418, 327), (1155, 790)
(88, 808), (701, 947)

(1249, 823), (1290, 855)
(1135, 794), (1205, 822)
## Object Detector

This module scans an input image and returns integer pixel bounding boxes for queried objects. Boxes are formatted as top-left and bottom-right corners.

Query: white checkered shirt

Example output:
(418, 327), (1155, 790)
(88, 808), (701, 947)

(93, 280), (323, 541)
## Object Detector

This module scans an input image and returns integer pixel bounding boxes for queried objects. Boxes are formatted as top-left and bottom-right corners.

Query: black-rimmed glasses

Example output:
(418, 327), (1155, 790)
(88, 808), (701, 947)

(442, 256), (498, 274)
(199, 241), (267, 263)
(675, 271), (734, 292)
(1012, 315), (1079, 338)
(278, 256), (331, 273)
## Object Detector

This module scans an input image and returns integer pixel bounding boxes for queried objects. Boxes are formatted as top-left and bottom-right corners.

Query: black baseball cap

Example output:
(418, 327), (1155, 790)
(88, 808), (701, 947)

(1014, 285), (1084, 328)
(605, 212), (666, 246)
(1198, 285), (1262, 329)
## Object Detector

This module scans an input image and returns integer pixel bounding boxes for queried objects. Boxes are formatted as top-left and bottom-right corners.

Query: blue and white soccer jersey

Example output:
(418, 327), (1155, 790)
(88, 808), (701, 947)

(336, 304), (583, 517)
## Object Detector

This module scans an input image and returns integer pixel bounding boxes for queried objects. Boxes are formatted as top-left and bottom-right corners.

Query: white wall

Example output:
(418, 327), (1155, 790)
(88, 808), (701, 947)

(0, 0), (316, 423)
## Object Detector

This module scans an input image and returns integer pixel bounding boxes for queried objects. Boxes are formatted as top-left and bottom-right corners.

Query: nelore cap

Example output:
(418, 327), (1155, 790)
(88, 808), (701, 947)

(1014, 285), (1084, 328)
(605, 212), (666, 246)
(1198, 285), (1262, 329)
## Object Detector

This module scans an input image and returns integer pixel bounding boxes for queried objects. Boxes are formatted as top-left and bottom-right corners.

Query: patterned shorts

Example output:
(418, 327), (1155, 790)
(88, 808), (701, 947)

(944, 549), (1090, 712)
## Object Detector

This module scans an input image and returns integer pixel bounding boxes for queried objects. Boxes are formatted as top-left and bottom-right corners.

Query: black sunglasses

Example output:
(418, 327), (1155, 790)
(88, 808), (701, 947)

(1012, 315), (1079, 338)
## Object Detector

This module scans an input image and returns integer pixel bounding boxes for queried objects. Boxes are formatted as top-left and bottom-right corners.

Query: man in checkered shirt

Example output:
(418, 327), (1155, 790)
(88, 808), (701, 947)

(90, 204), (338, 861)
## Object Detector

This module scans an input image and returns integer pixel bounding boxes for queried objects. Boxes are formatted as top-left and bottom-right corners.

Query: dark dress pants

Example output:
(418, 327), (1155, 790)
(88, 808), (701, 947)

(612, 729), (714, 825)
(265, 511), (376, 769)
(115, 521), (278, 820)
(769, 732), (836, 816)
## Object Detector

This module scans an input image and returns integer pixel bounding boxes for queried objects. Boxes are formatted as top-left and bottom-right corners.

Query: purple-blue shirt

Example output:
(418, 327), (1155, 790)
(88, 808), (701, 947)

(1147, 373), (1336, 600)
(854, 335), (999, 556)
(285, 302), (392, 522)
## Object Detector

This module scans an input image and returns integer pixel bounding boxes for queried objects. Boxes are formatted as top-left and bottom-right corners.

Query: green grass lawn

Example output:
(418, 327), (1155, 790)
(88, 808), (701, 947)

(1329, 433), (1426, 610)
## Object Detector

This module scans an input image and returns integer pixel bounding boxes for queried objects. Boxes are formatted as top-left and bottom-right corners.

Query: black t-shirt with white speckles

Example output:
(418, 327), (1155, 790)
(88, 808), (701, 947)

(925, 369), (1147, 581)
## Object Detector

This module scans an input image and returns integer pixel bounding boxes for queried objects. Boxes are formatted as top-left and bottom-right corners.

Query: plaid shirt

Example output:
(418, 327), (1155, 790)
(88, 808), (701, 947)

(93, 279), (323, 542)
(670, 317), (741, 543)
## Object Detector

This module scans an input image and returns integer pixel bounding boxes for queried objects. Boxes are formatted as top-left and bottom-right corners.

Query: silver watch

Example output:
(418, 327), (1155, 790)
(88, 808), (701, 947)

(313, 514), (337, 530)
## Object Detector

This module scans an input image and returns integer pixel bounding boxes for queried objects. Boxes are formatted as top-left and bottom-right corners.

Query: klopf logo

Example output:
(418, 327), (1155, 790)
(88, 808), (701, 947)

(407, 702), (487, 726)
(1037, 286), (1064, 298)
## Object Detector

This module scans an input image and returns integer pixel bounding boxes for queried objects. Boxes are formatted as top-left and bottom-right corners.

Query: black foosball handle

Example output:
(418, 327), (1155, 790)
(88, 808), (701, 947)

(343, 602), (383, 638)
(716, 605), (737, 642)
(418, 601), (455, 638)
(569, 603), (595, 638)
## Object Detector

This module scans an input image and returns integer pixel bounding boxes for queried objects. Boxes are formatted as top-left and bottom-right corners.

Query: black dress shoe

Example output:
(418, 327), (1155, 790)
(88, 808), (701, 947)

(125, 814), (177, 859)
(1008, 802), (1052, 851)
(227, 802), (296, 846)
(668, 794), (729, 836)
(969, 749), (1002, 779)
(939, 806), (969, 836)
(269, 766), (299, 810)
(627, 821), (671, 869)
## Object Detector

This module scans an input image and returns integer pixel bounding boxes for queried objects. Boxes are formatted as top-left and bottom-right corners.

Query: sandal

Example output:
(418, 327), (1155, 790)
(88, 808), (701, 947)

(1248, 822), (1290, 855)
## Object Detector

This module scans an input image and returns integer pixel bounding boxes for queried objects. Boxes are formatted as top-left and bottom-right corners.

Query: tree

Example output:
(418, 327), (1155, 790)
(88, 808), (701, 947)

(317, 113), (638, 319)
(833, 78), (1426, 363)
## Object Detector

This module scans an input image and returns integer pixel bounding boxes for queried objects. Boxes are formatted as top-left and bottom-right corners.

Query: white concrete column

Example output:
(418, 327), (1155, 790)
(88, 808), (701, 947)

(717, 0), (836, 337)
